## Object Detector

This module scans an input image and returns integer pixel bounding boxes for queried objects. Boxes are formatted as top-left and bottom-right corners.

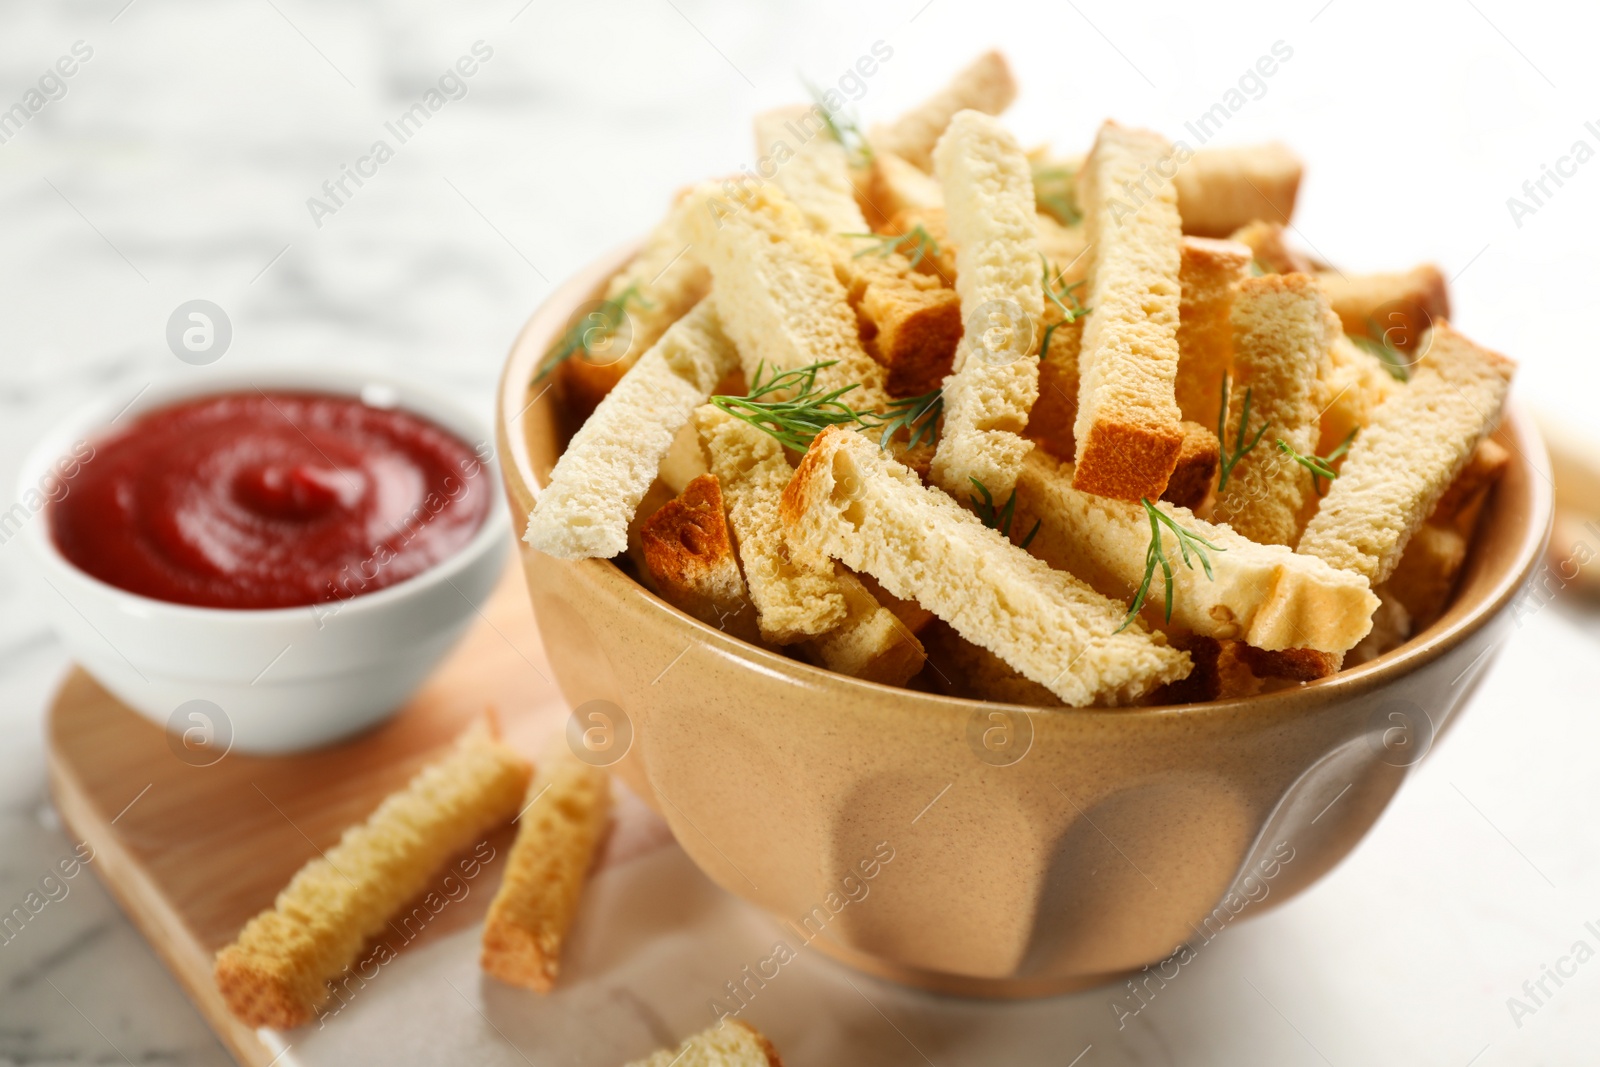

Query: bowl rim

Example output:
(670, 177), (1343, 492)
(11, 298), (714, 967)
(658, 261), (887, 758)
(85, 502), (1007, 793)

(18, 364), (510, 624)
(498, 242), (1555, 722)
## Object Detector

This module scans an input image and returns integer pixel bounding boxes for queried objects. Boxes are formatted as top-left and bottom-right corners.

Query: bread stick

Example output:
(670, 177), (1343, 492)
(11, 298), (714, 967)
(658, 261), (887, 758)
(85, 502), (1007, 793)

(481, 745), (612, 992)
(1211, 273), (1339, 546)
(1072, 121), (1186, 501)
(1174, 236), (1251, 431)
(1014, 449), (1377, 652)
(783, 427), (1191, 706)
(1297, 322), (1516, 584)
(929, 109), (1043, 500)
(526, 299), (740, 560)
(214, 724), (531, 1028)
(869, 50), (1017, 170)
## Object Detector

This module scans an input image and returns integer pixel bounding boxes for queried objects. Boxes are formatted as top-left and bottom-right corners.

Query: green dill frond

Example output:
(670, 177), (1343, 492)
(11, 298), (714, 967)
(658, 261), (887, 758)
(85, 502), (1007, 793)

(710, 361), (861, 452)
(968, 477), (1038, 547)
(859, 388), (943, 451)
(803, 79), (874, 167)
(1117, 499), (1226, 632)
(1039, 256), (1091, 357)
(1350, 326), (1411, 382)
(1277, 428), (1357, 495)
(535, 285), (650, 382)
(842, 225), (943, 270)
(1033, 164), (1081, 225)
(1216, 373), (1270, 492)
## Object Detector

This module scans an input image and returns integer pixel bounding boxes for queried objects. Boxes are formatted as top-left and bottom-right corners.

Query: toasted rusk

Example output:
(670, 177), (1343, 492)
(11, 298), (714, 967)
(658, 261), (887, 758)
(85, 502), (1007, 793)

(1229, 220), (1314, 275)
(1174, 236), (1252, 431)
(1036, 214), (1090, 283)
(525, 300), (740, 560)
(1162, 421), (1221, 511)
(754, 105), (870, 235)
(799, 568), (927, 686)
(1316, 333), (1403, 455)
(869, 151), (946, 220)
(1318, 264), (1450, 352)
(869, 50), (1017, 170)
(687, 182), (887, 404)
(929, 109), (1043, 500)
(1072, 121), (1187, 502)
(782, 427), (1191, 706)
(1212, 273), (1340, 546)
(1014, 449), (1377, 652)
(1149, 636), (1250, 703)
(1298, 322), (1516, 585)
(760, 123), (964, 398)
(918, 620), (1063, 706)
(1344, 592), (1414, 666)
(625, 1020), (784, 1067)
(1172, 142), (1304, 237)
(694, 406), (849, 643)
(557, 193), (710, 414)
(1385, 522), (1468, 629)
(1025, 311), (1083, 462)
(214, 724), (531, 1028)
(1430, 438), (1510, 531)
(640, 471), (924, 682)
(626, 479), (678, 590)
(1234, 644), (1343, 682)
(856, 273), (963, 397)
(481, 744), (611, 993)
(881, 208), (959, 283)
(640, 474), (765, 645)
(659, 419), (714, 495)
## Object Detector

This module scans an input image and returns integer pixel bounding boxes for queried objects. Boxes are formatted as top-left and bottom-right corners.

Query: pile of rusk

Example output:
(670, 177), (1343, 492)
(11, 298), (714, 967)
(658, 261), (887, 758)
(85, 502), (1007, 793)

(212, 52), (1514, 1066)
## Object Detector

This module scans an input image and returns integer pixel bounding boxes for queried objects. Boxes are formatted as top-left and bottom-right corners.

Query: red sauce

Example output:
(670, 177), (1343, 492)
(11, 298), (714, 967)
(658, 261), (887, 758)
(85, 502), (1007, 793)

(50, 391), (490, 609)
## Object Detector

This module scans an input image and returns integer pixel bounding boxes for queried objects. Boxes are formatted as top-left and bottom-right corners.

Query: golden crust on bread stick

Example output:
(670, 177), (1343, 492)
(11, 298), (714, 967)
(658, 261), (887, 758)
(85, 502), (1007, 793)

(1071, 121), (1186, 502)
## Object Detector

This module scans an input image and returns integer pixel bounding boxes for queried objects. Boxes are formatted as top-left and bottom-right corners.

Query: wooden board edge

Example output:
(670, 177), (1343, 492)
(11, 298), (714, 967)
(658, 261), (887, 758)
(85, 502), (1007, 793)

(46, 744), (278, 1067)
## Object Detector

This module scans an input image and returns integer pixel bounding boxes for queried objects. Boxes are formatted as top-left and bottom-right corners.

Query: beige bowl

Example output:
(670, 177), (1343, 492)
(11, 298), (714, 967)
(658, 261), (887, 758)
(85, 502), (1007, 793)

(496, 246), (1552, 997)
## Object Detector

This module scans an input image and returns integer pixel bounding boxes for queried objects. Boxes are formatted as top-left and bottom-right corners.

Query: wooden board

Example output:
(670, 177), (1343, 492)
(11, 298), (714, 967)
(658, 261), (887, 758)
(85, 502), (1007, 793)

(44, 556), (672, 1066)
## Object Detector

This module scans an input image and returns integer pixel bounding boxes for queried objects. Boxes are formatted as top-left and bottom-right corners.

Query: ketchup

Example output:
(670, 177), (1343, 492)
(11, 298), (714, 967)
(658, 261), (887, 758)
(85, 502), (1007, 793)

(50, 391), (490, 609)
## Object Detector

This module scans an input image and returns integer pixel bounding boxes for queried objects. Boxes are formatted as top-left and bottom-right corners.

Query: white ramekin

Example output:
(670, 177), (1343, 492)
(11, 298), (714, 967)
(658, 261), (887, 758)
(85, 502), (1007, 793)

(15, 366), (508, 753)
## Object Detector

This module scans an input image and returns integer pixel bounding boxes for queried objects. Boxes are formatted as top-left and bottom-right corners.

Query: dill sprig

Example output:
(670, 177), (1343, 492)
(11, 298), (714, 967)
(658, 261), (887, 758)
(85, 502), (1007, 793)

(1215, 373), (1269, 492)
(1039, 256), (1090, 357)
(1033, 164), (1081, 225)
(1117, 499), (1225, 632)
(536, 285), (650, 381)
(860, 388), (943, 451)
(1350, 325), (1410, 382)
(1277, 428), (1357, 495)
(842, 225), (942, 271)
(710, 361), (862, 452)
(969, 478), (1040, 549)
(711, 363), (944, 454)
(803, 79), (873, 167)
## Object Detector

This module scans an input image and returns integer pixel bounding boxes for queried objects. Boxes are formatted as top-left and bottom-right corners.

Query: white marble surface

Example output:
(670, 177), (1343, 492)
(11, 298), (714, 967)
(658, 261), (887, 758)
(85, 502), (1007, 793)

(2, 0), (1599, 1064)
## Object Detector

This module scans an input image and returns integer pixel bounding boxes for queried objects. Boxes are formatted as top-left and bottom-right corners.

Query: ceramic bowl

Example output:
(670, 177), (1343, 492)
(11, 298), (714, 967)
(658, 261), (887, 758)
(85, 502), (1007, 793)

(497, 247), (1552, 996)
(17, 367), (508, 754)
